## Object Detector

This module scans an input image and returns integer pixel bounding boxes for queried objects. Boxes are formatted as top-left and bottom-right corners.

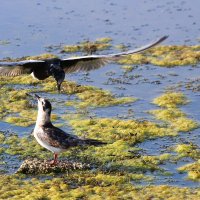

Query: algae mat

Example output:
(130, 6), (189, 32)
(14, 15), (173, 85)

(0, 34), (200, 198)
(0, 54), (200, 199)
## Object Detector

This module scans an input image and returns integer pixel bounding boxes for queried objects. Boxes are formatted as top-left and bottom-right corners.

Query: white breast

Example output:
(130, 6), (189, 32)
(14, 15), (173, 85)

(33, 127), (63, 153)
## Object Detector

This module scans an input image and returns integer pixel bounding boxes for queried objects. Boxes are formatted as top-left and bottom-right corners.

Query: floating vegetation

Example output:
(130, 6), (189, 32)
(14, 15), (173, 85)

(1, 38), (200, 199)
(66, 116), (177, 145)
(61, 37), (112, 54)
(0, 53), (57, 62)
(1, 42), (200, 68)
(0, 83), (57, 127)
(152, 92), (188, 108)
(178, 160), (200, 181)
(0, 73), (134, 126)
(173, 143), (200, 181)
(95, 37), (112, 43)
(149, 92), (198, 132)
(174, 143), (200, 160)
(121, 65), (135, 72)
(73, 87), (135, 108)
(148, 92), (199, 182)
(0, 174), (199, 199)
(115, 44), (129, 51)
(118, 45), (200, 67)
(25, 53), (58, 60)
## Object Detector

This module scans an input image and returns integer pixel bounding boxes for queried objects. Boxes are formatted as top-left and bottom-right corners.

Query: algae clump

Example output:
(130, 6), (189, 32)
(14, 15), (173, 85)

(0, 174), (199, 200)
(118, 45), (200, 67)
(178, 160), (200, 181)
(150, 92), (198, 132)
(152, 92), (188, 108)
(61, 37), (112, 54)
(174, 143), (200, 160)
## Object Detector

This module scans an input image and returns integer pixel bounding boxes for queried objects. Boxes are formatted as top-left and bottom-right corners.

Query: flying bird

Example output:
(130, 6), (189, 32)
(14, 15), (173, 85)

(31, 93), (105, 164)
(0, 36), (168, 92)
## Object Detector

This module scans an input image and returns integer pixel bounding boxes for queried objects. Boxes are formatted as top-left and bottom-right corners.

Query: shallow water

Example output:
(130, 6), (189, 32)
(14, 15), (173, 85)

(1, 0), (200, 58)
(0, 0), (200, 189)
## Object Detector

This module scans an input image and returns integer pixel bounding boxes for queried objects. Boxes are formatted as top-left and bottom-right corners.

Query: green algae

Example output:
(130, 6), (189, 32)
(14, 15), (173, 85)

(61, 37), (112, 54)
(0, 42), (200, 198)
(0, 130), (171, 175)
(95, 37), (112, 43)
(0, 87), (37, 126)
(0, 133), (5, 143)
(121, 65), (134, 72)
(174, 143), (200, 160)
(0, 82), (58, 127)
(0, 53), (57, 62)
(25, 53), (58, 60)
(65, 116), (177, 145)
(42, 79), (136, 108)
(118, 45), (200, 67)
(149, 92), (198, 132)
(173, 144), (200, 181)
(0, 74), (134, 127)
(178, 160), (200, 181)
(148, 92), (200, 182)
(149, 109), (198, 132)
(152, 92), (188, 108)
(2, 43), (200, 68)
(115, 44), (129, 51)
(3, 134), (50, 159)
(74, 88), (135, 108)
(0, 174), (199, 200)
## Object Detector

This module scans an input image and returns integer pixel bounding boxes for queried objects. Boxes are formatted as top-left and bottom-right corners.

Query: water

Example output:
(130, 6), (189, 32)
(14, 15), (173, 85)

(0, 0), (200, 58)
(0, 0), (200, 188)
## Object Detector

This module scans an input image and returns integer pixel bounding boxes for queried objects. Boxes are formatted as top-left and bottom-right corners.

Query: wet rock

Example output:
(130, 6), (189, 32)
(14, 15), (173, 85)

(16, 158), (90, 174)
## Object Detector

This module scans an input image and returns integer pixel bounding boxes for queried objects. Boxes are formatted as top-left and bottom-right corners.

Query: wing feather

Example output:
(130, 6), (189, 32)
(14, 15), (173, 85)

(38, 126), (82, 149)
(0, 60), (45, 76)
(61, 36), (168, 73)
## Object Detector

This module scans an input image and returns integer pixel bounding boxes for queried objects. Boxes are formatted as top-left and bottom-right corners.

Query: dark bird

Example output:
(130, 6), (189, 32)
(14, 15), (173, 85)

(31, 94), (105, 164)
(0, 36), (168, 92)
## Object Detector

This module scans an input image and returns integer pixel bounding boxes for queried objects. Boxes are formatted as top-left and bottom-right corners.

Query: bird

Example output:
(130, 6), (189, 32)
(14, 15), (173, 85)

(0, 36), (168, 92)
(30, 93), (105, 164)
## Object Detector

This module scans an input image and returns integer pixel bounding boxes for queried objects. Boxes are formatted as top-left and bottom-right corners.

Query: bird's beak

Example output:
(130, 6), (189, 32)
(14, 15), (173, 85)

(26, 93), (41, 100)
(35, 94), (41, 100)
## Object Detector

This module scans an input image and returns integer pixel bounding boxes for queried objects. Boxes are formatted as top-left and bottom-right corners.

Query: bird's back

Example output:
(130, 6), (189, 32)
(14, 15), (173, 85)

(36, 125), (105, 150)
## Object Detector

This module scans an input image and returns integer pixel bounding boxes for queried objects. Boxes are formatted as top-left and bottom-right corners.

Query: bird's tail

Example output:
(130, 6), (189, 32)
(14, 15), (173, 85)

(82, 138), (106, 146)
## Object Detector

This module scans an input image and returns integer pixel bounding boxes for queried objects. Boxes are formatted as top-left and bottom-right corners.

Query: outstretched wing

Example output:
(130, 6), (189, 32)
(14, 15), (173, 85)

(0, 60), (45, 76)
(61, 36), (168, 73)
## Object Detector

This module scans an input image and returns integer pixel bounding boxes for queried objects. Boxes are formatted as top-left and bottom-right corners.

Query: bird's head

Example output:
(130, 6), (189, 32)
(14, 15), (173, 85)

(35, 94), (52, 115)
(49, 64), (65, 93)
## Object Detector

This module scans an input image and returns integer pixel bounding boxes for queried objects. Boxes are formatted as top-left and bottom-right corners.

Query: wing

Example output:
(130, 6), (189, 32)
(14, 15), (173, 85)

(0, 60), (45, 76)
(40, 126), (82, 149)
(61, 35), (168, 73)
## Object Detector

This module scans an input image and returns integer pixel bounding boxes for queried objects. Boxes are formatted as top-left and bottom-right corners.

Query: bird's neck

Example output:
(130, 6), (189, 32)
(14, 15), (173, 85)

(36, 110), (52, 127)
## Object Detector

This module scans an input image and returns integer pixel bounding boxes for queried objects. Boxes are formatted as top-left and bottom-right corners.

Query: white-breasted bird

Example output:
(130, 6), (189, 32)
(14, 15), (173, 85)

(32, 94), (105, 164)
(0, 36), (168, 92)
